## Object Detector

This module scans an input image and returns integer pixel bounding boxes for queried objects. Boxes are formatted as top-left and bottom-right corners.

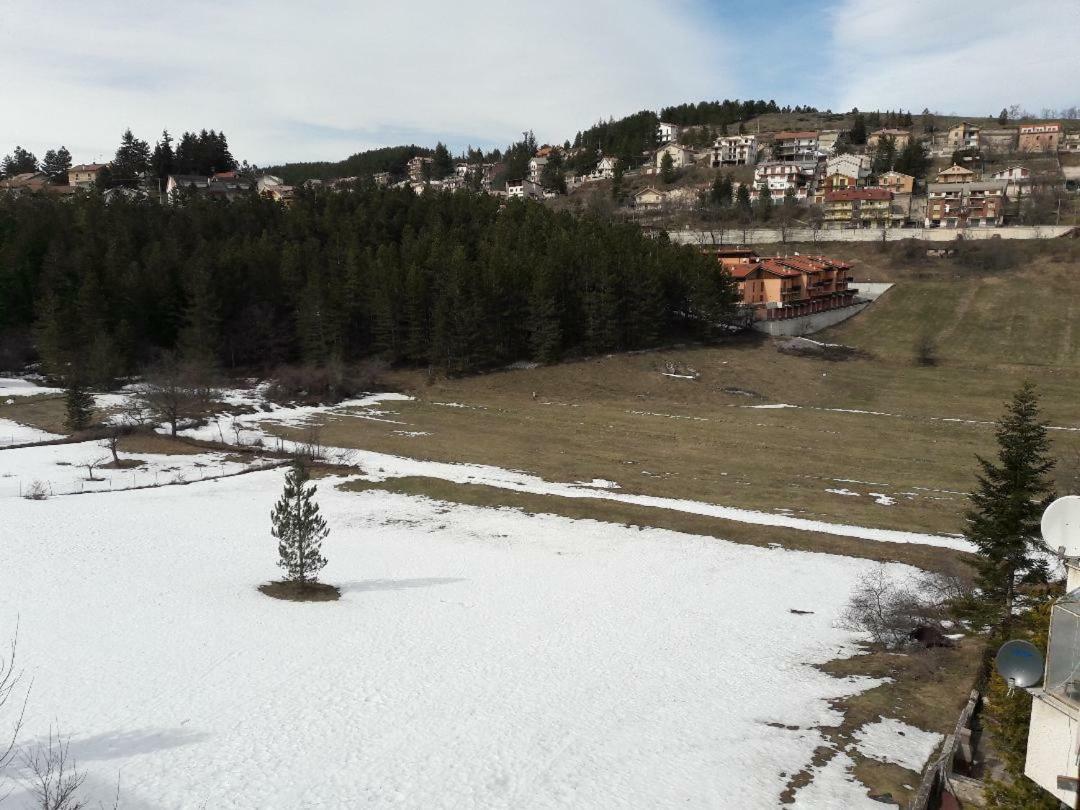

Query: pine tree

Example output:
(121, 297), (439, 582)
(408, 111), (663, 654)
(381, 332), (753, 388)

(735, 184), (752, 220)
(64, 381), (94, 433)
(271, 462), (329, 583)
(659, 151), (676, 184)
(849, 113), (867, 145)
(754, 186), (773, 221)
(40, 147), (72, 184)
(151, 130), (175, 180)
(1, 146), (38, 177)
(111, 129), (151, 187)
(965, 382), (1055, 626)
(432, 142), (453, 179)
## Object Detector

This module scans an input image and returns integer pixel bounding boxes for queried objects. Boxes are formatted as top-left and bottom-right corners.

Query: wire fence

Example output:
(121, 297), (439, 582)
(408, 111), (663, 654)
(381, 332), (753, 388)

(8, 459), (290, 500)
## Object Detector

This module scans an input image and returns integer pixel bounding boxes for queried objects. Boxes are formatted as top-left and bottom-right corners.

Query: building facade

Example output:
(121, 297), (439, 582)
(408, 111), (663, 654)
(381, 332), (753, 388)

(771, 131), (820, 162)
(946, 122), (981, 151)
(69, 163), (106, 187)
(711, 135), (758, 166)
(925, 180), (1007, 227)
(1018, 123), (1062, 153)
(823, 188), (896, 228)
(717, 251), (858, 322)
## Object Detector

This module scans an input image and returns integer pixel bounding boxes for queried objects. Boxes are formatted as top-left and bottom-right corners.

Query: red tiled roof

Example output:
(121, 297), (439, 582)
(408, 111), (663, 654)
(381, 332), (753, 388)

(825, 188), (892, 202)
(773, 131), (819, 140)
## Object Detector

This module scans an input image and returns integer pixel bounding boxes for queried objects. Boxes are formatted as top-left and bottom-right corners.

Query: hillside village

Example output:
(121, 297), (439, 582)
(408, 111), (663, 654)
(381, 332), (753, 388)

(3, 105), (1079, 235)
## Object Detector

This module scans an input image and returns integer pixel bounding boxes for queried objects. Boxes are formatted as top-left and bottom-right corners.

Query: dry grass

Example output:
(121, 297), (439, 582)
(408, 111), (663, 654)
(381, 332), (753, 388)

(258, 581), (340, 602)
(259, 251), (1080, 544)
(0, 394), (68, 435)
(338, 477), (973, 574)
(116, 433), (204, 455)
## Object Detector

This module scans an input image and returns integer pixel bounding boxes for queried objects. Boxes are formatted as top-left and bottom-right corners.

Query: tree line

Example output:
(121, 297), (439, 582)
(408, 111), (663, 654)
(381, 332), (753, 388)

(0, 187), (739, 384)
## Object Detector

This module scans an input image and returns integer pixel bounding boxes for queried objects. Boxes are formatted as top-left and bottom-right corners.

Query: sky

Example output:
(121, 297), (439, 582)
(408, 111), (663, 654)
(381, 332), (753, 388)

(1, 0), (1078, 167)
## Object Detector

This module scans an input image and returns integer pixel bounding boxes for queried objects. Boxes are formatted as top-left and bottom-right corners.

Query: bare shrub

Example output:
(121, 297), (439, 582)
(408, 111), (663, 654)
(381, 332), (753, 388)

(23, 481), (49, 501)
(137, 354), (217, 437)
(20, 726), (86, 810)
(266, 360), (388, 406)
(1, 628), (29, 800)
(914, 333), (938, 367)
(838, 564), (968, 649)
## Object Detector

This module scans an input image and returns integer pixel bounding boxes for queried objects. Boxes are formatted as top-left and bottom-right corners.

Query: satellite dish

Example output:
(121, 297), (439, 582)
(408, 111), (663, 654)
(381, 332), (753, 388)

(1042, 496), (1080, 558)
(995, 640), (1044, 688)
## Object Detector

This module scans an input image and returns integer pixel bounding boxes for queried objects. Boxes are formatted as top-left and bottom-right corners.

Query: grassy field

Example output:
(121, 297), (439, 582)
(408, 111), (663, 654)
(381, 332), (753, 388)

(263, 246), (1080, 546)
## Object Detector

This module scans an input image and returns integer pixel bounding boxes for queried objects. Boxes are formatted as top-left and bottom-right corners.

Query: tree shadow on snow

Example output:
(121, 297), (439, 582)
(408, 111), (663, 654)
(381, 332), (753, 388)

(56, 727), (211, 762)
(337, 577), (465, 593)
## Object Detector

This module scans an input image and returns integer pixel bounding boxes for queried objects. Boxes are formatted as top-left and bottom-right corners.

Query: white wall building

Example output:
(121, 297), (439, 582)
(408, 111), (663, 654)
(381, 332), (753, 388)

(528, 157), (548, 183)
(655, 143), (695, 170)
(711, 135), (758, 166)
(506, 178), (544, 200)
(657, 122), (680, 144)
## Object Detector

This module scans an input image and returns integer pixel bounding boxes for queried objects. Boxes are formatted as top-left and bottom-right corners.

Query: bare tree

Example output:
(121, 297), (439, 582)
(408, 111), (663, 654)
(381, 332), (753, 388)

(83, 457), (109, 482)
(20, 726), (86, 810)
(137, 354), (216, 437)
(0, 627), (29, 801)
(838, 564), (967, 649)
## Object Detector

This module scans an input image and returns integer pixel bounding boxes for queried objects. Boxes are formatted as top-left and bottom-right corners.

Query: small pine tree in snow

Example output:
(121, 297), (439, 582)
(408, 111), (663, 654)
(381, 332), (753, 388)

(64, 382), (94, 432)
(271, 462), (329, 583)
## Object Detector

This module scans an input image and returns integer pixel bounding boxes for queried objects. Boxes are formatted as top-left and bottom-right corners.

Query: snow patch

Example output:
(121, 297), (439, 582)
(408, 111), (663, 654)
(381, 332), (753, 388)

(853, 718), (943, 772)
(826, 488), (860, 497)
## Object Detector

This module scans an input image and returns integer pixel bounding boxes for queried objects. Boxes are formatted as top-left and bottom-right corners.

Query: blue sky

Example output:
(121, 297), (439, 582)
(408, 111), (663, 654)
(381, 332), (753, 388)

(1, 0), (1077, 166)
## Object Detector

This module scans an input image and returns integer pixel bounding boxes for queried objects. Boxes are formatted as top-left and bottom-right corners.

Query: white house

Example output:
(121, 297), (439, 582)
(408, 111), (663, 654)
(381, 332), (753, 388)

(528, 157), (548, 183)
(588, 155), (619, 181)
(825, 153), (870, 181)
(655, 143), (695, 170)
(634, 187), (668, 210)
(751, 162), (813, 201)
(657, 122), (680, 144)
(990, 165), (1032, 198)
(711, 135), (758, 166)
(506, 178), (544, 200)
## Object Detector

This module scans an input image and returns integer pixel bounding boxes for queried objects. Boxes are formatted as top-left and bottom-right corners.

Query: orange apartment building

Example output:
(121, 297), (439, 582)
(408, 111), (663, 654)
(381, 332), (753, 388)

(711, 249), (857, 322)
(1018, 123), (1062, 152)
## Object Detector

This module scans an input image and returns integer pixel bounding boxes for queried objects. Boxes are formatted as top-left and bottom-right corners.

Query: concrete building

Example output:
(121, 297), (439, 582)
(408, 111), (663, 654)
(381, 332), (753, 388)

(68, 163), (106, 188)
(823, 188), (897, 228)
(925, 180), (1007, 227)
(711, 135), (758, 166)
(655, 142), (695, 170)
(772, 131), (820, 162)
(990, 165), (1033, 198)
(946, 122), (981, 151)
(633, 187), (668, 210)
(656, 122), (680, 144)
(876, 171), (915, 195)
(506, 178), (543, 200)
(825, 154), (871, 181)
(867, 129), (912, 150)
(816, 130), (842, 156)
(752, 161), (816, 201)
(718, 251), (857, 322)
(406, 156), (433, 182)
(935, 164), (978, 184)
(527, 157), (548, 183)
(1019, 123), (1063, 153)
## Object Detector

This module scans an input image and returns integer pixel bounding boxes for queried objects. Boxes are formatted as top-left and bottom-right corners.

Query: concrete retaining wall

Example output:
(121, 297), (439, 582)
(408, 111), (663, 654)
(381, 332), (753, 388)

(670, 225), (1075, 245)
(751, 301), (870, 337)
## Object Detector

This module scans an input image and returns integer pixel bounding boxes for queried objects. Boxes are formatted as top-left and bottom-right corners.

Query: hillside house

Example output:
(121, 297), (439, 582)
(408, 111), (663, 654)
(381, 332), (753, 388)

(827, 153), (870, 176)
(925, 180), (1007, 227)
(1019, 123), (1062, 152)
(166, 174), (251, 202)
(655, 143), (695, 170)
(772, 131), (820, 162)
(528, 157), (548, 183)
(823, 188), (897, 228)
(589, 155), (619, 181)
(752, 161), (815, 201)
(718, 252), (857, 322)
(935, 164), (977, 184)
(946, 122), (981, 151)
(817, 130), (842, 156)
(407, 156), (433, 182)
(506, 178), (543, 200)
(657, 122), (680, 144)
(68, 163), (106, 188)
(633, 187), (668, 210)
(0, 172), (51, 194)
(990, 165), (1033, 197)
(876, 171), (915, 195)
(867, 129), (912, 150)
(711, 135), (758, 166)
(1060, 133), (1080, 153)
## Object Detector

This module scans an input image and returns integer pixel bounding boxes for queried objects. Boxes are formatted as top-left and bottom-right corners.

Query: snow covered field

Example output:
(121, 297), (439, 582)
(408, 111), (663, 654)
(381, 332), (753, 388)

(1, 467), (938, 808)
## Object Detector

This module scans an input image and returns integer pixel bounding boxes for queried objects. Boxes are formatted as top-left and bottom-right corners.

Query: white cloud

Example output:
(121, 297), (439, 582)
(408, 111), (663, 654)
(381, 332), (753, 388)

(825, 0), (1080, 115)
(0, 0), (730, 165)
